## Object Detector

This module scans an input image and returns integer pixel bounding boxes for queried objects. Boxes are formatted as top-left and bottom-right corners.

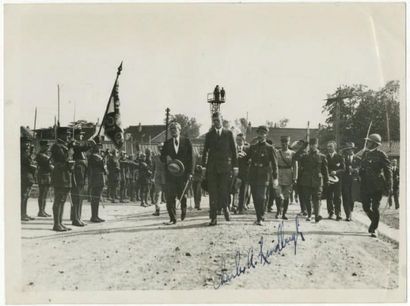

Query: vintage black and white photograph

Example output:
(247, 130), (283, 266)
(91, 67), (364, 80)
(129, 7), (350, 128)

(4, 2), (406, 303)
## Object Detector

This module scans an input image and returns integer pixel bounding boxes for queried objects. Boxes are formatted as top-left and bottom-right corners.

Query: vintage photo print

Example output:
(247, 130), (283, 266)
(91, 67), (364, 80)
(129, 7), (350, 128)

(4, 2), (406, 304)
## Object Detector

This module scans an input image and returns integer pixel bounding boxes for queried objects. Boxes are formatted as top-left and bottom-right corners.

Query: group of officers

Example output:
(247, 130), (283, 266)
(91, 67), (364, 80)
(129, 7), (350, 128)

(21, 111), (399, 237)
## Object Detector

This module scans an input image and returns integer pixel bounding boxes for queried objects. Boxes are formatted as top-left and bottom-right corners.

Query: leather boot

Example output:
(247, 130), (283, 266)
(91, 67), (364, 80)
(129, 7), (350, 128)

(275, 197), (283, 219)
(96, 203), (105, 222)
(282, 199), (289, 220)
(90, 203), (99, 222)
(52, 202), (65, 231)
(223, 207), (230, 221)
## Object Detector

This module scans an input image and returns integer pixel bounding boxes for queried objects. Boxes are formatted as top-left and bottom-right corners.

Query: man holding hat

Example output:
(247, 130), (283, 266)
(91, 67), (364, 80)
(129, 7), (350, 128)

(325, 141), (345, 221)
(202, 112), (238, 225)
(21, 135), (36, 221)
(298, 137), (329, 222)
(275, 135), (298, 220)
(341, 142), (361, 221)
(359, 133), (392, 238)
(247, 125), (278, 225)
(36, 140), (53, 217)
(161, 121), (194, 224)
(50, 127), (74, 231)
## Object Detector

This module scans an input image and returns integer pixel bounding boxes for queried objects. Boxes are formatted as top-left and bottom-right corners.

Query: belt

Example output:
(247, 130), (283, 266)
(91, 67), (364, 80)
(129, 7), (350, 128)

(252, 163), (267, 168)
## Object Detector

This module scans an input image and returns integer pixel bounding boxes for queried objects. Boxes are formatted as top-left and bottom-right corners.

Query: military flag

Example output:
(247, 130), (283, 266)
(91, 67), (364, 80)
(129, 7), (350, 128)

(98, 62), (124, 149)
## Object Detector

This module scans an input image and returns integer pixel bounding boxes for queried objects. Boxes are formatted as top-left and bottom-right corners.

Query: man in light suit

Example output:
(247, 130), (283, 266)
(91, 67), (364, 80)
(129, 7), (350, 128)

(202, 112), (238, 226)
(161, 122), (194, 224)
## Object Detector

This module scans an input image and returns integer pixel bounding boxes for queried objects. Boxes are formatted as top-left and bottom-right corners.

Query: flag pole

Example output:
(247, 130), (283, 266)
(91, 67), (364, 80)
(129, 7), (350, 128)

(96, 61), (123, 137)
(57, 84), (60, 125)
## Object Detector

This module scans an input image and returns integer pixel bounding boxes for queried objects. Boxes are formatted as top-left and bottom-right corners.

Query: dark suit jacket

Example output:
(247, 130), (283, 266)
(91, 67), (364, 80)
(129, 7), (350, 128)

(201, 128), (238, 174)
(247, 141), (278, 186)
(326, 153), (345, 177)
(161, 136), (194, 180)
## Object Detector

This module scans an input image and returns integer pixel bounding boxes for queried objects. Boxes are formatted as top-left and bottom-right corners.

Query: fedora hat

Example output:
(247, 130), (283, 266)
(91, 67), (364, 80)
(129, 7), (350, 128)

(167, 159), (185, 177)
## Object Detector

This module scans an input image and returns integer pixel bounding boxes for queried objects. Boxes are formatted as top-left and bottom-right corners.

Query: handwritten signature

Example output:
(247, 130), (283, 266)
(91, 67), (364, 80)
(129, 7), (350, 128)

(213, 216), (305, 289)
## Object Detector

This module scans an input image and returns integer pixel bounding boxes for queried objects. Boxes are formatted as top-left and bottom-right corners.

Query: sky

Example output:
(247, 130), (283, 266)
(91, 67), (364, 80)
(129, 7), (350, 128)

(5, 3), (405, 134)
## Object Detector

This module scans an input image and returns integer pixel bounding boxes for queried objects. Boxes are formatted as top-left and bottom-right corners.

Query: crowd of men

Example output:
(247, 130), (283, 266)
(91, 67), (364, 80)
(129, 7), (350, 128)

(21, 112), (399, 237)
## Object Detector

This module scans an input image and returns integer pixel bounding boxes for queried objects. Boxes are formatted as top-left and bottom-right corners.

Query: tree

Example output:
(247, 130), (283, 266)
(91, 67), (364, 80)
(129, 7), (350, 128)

(278, 118), (289, 128)
(322, 81), (400, 148)
(170, 114), (201, 139)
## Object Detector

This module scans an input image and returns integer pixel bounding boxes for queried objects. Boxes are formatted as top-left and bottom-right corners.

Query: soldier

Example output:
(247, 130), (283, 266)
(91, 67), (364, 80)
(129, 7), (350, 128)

(127, 154), (135, 201)
(275, 136), (298, 220)
(70, 128), (93, 226)
(213, 85), (220, 102)
(145, 148), (155, 204)
(388, 159), (399, 209)
(50, 127), (74, 231)
(325, 141), (345, 221)
(119, 151), (128, 203)
(36, 140), (53, 217)
(139, 153), (150, 207)
(247, 126), (278, 225)
(298, 138), (329, 222)
(88, 141), (106, 222)
(21, 136), (36, 221)
(107, 149), (120, 203)
(152, 144), (166, 216)
(220, 87), (226, 101)
(359, 134), (392, 237)
(202, 112), (238, 226)
(341, 142), (361, 221)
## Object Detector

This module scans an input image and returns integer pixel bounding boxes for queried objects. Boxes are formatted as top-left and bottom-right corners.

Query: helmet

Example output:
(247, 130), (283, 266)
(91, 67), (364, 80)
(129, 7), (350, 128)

(365, 133), (382, 145)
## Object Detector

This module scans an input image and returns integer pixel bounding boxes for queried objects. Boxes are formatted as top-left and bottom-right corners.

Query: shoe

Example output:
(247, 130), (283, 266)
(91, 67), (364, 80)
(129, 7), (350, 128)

(302, 212), (307, 216)
(152, 211), (160, 216)
(181, 214), (186, 221)
(197, 207), (202, 210)
(38, 211), (48, 217)
(61, 225), (72, 231)
(21, 216), (30, 221)
(72, 220), (85, 227)
(328, 214), (333, 219)
(52, 224), (66, 232)
(345, 217), (352, 222)
(90, 217), (100, 223)
(315, 216), (323, 223)
(163, 221), (176, 225)
(336, 216), (342, 221)
(306, 217), (311, 221)
(254, 220), (263, 226)
(370, 230), (378, 238)
(44, 212), (52, 217)
(282, 215), (288, 220)
(26, 215), (35, 220)
(209, 219), (217, 226)
(96, 217), (105, 222)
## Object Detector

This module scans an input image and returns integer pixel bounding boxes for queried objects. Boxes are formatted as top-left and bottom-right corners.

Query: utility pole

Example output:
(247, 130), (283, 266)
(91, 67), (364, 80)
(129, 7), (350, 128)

(165, 107), (170, 141)
(57, 84), (60, 125)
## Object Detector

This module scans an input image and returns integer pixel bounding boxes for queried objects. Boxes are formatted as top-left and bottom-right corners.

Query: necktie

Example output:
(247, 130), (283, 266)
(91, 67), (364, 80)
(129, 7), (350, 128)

(174, 138), (178, 147)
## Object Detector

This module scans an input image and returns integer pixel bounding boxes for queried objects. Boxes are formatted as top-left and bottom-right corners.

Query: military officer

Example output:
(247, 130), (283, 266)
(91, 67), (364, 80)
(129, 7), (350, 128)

(325, 141), (345, 220)
(107, 149), (120, 203)
(21, 135), (36, 221)
(119, 151), (128, 203)
(70, 128), (93, 226)
(298, 138), (329, 222)
(88, 140), (106, 222)
(275, 136), (298, 220)
(359, 134), (392, 238)
(247, 125), (278, 225)
(36, 140), (53, 217)
(50, 127), (74, 231)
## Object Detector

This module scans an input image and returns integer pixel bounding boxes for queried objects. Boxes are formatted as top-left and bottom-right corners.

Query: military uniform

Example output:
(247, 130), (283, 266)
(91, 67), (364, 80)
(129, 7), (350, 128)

(388, 164), (399, 209)
(50, 130), (74, 231)
(21, 137), (36, 221)
(107, 151), (120, 202)
(247, 137), (278, 224)
(36, 141), (53, 217)
(298, 142), (329, 222)
(119, 154), (128, 202)
(275, 142), (297, 219)
(359, 147), (392, 234)
(88, 146), (106, 222)
(70, 139), (93, 226)
(152, 153), (166, 215)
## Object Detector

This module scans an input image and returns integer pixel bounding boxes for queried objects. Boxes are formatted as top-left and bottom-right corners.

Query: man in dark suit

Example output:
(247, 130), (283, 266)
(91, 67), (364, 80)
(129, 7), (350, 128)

(360, 134), (392, 237)
(388, 159), (399, 209)
(341, 142), (361, 221)
(325, 141), (345, 220)
(298, 138), (329, 222)
(247, 126), (278, 225)
(50, 127), (74, 231)
(161, 122), (194, 224)
(202, 112), (238, 225)
(234, 133), (250, 214)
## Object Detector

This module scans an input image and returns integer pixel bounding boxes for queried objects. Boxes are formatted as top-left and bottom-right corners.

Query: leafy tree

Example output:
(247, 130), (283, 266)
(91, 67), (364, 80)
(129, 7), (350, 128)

(170, 114), (201, 139)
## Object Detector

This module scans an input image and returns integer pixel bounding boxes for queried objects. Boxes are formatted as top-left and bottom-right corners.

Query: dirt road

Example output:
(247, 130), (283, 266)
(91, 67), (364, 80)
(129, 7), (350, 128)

(21, 196), (399, 291)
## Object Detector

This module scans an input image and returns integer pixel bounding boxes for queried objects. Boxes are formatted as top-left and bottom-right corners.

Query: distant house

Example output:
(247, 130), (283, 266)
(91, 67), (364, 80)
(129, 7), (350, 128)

(124, 124), (166, 144)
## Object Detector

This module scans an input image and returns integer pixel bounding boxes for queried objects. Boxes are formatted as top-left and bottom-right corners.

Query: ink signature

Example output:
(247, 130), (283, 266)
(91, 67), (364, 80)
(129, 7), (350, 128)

(214, 216), (305, 289)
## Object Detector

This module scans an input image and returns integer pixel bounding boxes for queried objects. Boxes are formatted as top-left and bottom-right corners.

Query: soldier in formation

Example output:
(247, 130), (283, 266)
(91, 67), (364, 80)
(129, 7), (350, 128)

(36, 140), (53, 217)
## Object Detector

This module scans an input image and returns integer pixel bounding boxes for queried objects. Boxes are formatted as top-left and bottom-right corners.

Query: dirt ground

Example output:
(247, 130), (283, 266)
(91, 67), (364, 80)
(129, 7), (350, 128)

(21, 196), (399, 291)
